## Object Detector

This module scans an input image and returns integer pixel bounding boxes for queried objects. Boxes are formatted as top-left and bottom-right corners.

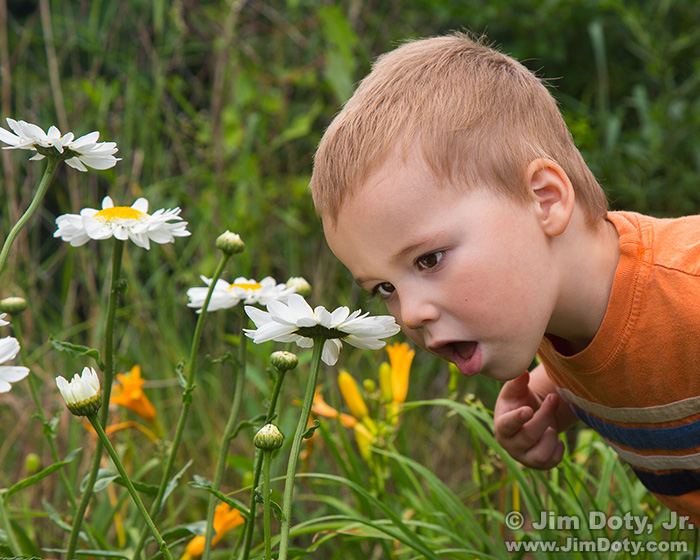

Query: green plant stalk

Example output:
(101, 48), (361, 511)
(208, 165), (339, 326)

(262, 450), (273, 560)
(65, 239), (125, 560)
(202, 315), (247, 560)
(65, 437), (103, 560)
(99, 239), (125, 428)
(0, 156), (60, 279)
(12, 321), (77, 511)
(277, 338), (324, 560)
(131, 252), (231, 560)
(87, 414), (173, 560)
(0, 493), (21, 555)
(237, 365), (288, 560)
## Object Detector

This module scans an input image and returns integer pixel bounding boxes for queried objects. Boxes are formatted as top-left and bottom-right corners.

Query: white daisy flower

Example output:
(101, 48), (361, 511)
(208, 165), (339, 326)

(63, 131), (120, 171)
(55, 366), (102, 416)
(244, 294), (400, 366)
(54, 196), (191, 249)
(0, 118), (119, 170)
(187, 276), (296, 313)
(0, 336), (30, 393)
(0, 313), (8, 327)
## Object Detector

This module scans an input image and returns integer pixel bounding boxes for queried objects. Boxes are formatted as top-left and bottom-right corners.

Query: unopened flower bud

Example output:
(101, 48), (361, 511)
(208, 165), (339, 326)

(216, 231), (245, 254)
(286, 277), (312, 298)
(270, 351), (298, 372)
(362, 379), (376, 394)
(24, 452), (41, 474)
(254, 423), (284, 451)
(0, 296), (27, 314)
(56, 367), (102, 417)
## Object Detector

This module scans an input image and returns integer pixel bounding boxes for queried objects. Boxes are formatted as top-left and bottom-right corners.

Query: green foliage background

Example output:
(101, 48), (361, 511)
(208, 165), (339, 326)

(1, 0), (699, 558)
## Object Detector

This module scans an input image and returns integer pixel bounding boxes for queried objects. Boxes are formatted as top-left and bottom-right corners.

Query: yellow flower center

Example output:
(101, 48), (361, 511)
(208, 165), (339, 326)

(227, 282), (262, 291)
(94, 206), (147, 222)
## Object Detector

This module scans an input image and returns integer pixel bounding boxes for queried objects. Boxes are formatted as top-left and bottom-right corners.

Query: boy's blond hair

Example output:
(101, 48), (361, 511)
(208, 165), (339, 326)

(310, 32), (608, 225)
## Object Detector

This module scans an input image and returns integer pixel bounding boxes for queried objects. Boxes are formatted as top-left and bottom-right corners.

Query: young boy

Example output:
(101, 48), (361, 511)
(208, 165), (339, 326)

(309, 32), (700, 525)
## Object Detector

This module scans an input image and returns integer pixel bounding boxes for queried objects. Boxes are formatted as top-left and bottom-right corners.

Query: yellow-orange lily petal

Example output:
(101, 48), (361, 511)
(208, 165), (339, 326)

(337, 371), (369, 421)
(387, 342), (414, 404)
(111, 365), (157, 422)
(180, 503), (244, 560)
(311, 386), (356, 428)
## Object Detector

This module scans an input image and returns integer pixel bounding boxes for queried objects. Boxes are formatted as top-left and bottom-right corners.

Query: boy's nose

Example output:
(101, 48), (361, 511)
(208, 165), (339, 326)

(400, 292), (439, 330)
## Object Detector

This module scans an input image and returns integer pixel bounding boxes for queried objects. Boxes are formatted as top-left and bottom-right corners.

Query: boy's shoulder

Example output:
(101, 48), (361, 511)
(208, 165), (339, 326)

(608, 210), (700, 275)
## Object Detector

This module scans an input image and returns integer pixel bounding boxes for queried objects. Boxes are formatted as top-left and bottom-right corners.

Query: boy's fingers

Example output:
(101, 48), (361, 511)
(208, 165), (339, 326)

(494, 406), (533, 440)
(497, 393), (560, 454)
(520, 427), (565, 469)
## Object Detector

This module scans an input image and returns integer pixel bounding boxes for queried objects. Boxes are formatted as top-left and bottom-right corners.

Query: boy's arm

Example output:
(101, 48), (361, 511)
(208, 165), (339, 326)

(493, 363), (578, 469)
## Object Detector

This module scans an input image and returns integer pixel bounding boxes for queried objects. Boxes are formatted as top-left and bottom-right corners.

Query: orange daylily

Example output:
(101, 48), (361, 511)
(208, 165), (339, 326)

(111, 365), (157, 422)
(180, 503), (244, 560)
(386, 342), (414, 404)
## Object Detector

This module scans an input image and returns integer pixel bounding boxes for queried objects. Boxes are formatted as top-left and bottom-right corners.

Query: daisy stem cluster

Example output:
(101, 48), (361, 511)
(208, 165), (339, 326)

(87, 414), (173, 560)
(237, 353), (295, 560)
(131, 250), (233, 560)
(277, 338), (324, 560)
(202, 312), (248, 560)
(0, 157), (60, 279)
(237, 353), (294, 560)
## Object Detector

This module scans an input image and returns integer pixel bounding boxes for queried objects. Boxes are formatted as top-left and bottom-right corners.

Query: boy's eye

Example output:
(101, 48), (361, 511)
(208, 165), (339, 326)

(371, 282), (395, 299)
(416, 251), (444, 270)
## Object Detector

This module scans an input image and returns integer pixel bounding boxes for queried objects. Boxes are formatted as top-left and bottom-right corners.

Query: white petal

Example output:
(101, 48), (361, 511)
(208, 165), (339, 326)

(321, 339), (342, 366)
(0, 366), (29, 383)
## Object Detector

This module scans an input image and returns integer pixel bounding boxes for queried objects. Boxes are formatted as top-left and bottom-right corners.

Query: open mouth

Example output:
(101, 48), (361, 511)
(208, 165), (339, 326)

(431, 341), (481, 376)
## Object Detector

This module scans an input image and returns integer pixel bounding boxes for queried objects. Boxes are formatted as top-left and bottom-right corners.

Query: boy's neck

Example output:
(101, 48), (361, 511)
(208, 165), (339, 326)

(546, 210), (620, 356)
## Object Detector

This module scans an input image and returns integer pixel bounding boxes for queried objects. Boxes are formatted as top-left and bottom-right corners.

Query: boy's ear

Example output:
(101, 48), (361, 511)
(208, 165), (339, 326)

(526, 158), (575, 237)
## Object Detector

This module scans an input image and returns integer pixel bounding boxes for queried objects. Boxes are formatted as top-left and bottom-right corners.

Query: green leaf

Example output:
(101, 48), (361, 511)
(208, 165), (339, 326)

(4, 458), (74, 499)
(189, 476), (250, 519)
(163, 459), (192, 503)
(80, 469), (116, 493)
(175, 361), (187, 390)
(43, 548), (129, 559)
(49, 336), (104, 368)
(302, 418), (320, 439)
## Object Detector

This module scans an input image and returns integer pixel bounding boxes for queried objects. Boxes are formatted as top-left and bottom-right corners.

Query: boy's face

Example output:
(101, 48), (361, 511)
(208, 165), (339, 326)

(323, 152), (560, 382)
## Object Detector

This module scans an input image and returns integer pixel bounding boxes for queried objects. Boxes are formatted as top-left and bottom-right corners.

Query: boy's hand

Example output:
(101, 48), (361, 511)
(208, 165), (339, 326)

(494, 369), (565, 470)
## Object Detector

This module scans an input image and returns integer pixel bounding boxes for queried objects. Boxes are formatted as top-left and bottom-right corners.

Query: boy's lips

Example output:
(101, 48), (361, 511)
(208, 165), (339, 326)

(429, 341), (481, 376)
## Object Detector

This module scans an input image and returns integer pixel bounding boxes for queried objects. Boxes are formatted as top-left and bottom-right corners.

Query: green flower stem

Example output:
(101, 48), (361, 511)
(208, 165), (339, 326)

(0, 156), (60, 279)
(87, 414), (173, 560)
(261, 449), (273, 560)
(0, 493), (21, 555)
(131, 252), (231, 560)
(65, 439), (103, 560)
(66, 239), (125, 560)
(99, 239), (125, 428)
(277, 338), (324, 560)
(237, 365), (288, 560)
(202, 315), (247, 560)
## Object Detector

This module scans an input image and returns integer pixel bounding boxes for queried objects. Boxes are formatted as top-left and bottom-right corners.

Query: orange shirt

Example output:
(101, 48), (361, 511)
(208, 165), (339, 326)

(539, 211), (700, 526)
